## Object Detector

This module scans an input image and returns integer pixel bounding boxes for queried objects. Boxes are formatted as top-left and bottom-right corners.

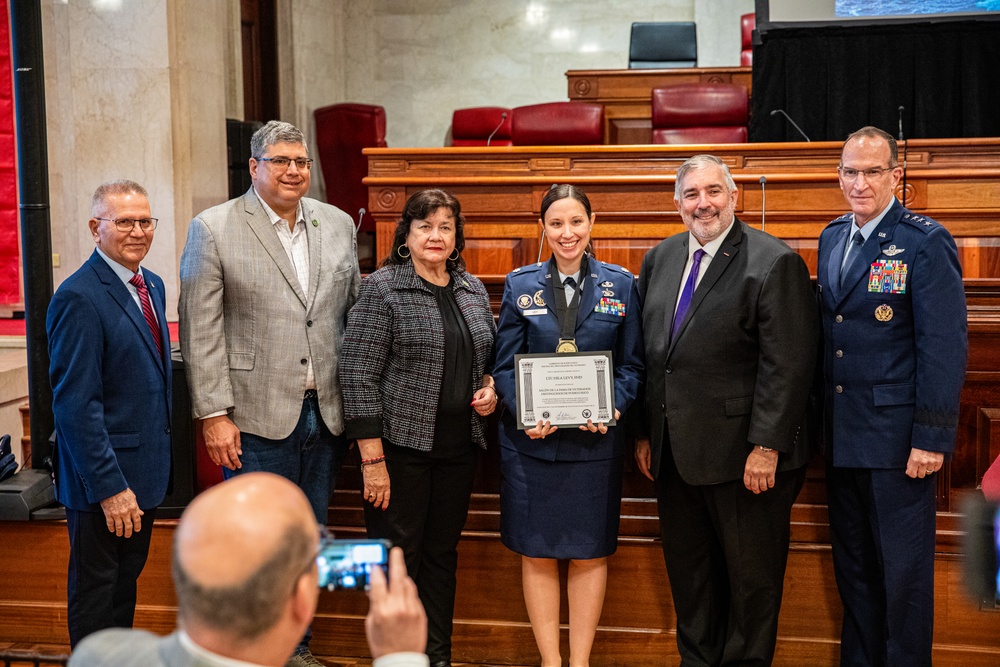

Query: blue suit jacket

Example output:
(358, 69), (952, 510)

(47, 250), (173, 511)
(817, 199), (967, 468)
(493, 259), (644, 461)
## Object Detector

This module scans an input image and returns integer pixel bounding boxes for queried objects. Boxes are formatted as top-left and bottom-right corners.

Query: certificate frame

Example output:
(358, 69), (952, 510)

(514, 350), (616, 429)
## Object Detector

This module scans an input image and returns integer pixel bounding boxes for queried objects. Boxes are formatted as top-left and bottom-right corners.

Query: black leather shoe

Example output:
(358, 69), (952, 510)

(430, 661), (451, 667)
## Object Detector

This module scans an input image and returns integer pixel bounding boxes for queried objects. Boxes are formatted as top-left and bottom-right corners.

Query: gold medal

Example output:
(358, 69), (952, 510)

(875, 304), (893, 322)
(556, 338), (578, 353)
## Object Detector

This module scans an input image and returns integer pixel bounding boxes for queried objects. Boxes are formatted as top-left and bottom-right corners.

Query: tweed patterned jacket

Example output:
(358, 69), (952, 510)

(340, 261), (496, 452)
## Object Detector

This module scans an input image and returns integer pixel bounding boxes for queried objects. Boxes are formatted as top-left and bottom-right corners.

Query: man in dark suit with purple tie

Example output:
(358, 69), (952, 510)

(635, 155), (819, 666)
(47, 180), (172, 647)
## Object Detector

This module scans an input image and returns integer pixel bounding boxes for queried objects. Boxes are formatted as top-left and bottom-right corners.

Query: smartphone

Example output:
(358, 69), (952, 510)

(316, 538), (391, 591)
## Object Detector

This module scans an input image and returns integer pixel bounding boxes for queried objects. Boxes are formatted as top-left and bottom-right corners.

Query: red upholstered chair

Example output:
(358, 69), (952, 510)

(510, 102), (604, 146)
(313, 103), (387, 233)
(651, 84), (749, 144)
(449, 106), (512, 146)
(741, 13), (755, 67)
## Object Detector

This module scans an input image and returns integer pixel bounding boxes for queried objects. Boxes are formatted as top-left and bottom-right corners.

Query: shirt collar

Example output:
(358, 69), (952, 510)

(687, 219), (735, 260)
(253, 188), (305, 229)
(852, 199), (895, 242)
(177, 630), (268, 667)
(95, 245), (144, 284)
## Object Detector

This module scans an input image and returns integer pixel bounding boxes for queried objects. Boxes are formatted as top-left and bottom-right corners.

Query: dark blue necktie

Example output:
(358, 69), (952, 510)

(672, 248), (705, 339)
(840, 230), (865, 287)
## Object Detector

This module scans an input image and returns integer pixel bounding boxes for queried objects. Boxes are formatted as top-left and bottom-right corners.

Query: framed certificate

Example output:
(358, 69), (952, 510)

(514, 351), (616, 429)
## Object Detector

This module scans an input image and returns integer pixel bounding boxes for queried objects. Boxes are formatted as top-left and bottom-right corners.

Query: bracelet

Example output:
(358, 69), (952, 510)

(361, 455), (386, 466)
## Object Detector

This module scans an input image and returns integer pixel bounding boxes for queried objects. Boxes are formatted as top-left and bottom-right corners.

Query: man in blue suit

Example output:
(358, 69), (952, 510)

(47, 180), (172, 647)
(818, 127), (967, 667)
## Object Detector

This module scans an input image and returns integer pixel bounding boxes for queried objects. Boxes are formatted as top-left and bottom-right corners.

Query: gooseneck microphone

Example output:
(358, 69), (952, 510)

(770, 109), (811, 142)
(486, 112), (508, 147)
(898, 105), (908, 205)
(759, 176), (767, 233)
(356, 207), (366, 232)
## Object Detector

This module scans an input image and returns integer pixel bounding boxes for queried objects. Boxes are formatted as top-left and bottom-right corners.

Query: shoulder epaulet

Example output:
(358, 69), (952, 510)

(512, 263), (543, 275)
(830, 213), (853, 225)
(899, 211), (939, 233)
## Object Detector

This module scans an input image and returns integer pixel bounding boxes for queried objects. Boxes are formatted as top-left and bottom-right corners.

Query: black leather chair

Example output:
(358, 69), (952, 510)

(628, 22), (697, 69)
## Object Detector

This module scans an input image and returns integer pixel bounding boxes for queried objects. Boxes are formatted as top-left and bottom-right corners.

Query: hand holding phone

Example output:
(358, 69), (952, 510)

(316, 538), (390, 591)
(365, 546), (427, 658)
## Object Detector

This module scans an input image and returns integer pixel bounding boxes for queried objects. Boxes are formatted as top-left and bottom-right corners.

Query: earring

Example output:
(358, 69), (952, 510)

(397, 245), (411, 259)
(449, 249), (460, 262)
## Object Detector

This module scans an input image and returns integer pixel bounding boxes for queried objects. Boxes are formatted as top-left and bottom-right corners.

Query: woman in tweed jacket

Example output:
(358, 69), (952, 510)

(339, 189), (496, 667)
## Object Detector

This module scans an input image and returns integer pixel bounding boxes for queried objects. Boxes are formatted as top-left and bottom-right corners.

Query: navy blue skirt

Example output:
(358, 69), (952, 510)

(500, 446), (624, 559)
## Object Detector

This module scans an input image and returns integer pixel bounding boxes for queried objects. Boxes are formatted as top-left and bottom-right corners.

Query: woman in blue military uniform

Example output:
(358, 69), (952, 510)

(493, 184), (644, 667)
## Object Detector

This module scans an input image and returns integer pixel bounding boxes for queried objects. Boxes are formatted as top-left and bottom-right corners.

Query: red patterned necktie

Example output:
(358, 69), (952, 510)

(129, 272), (163, 357)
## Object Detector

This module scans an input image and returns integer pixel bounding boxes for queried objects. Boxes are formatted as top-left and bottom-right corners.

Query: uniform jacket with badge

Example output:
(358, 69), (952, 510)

(47, 251), (172, 512)
(493, 258), (644, 462)
(639, 220), (819, 485)
(817, 198), (967, 468)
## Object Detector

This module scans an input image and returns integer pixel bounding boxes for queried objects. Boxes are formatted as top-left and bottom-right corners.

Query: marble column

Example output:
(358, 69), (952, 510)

(42, 0), (231, 319)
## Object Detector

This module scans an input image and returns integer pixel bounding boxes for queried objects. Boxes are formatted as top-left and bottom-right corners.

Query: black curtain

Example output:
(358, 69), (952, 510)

(750, 19), (1000, 142)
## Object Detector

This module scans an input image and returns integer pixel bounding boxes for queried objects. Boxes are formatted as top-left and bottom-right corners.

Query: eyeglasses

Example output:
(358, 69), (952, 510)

(838, 165), (896, 181)
(258, 156), (314, 171)
(96, 218), (158, 232)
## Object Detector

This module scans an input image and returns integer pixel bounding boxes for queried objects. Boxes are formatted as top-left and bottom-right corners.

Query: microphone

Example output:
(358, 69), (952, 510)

(898, 106), (908, 205)
(356, 207), (366, 232)
(535, 227), (546, 263)
(486, 112), (508, 147)
(759, 176), (767, 233)
(770, 109), (811, 142)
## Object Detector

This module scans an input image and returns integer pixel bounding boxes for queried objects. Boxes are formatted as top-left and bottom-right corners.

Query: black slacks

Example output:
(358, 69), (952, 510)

(364, 442), (478, 664)
(655, 448), (805, 667)
(66, 506), (157, 647)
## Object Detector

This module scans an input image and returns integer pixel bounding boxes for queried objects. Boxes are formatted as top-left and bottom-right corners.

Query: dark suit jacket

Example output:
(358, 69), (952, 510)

(493, 258), (644, 462)
(639, 220), (819, 485)
(817, 199), (967, 468)
(47, 251), (172, 511)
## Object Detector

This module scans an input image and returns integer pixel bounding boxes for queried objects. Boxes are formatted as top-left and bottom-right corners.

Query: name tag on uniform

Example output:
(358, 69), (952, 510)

(868, 260), (908, 294)
(523, 308), (548, 316)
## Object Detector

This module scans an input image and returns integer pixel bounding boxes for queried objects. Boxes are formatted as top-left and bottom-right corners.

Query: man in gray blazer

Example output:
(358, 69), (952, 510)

(69, 472), (430, 667)
(635, 155), (819, 666)
(179, 120), (360, 666)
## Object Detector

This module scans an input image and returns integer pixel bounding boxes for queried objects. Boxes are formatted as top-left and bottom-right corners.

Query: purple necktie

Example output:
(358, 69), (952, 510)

(129, 272), (163, 357)
(672, 248), (705, 339)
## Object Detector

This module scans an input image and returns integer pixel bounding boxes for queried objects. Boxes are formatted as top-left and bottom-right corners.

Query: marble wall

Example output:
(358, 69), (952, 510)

(298, 0), (753, 149)
(41, 0), (230, 318)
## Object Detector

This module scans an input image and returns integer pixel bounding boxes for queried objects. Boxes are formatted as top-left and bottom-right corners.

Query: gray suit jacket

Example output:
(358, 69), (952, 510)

(69, 629), (430, 667)
(179, 188), (360, 439)
(638, 220), (820, 485)
(69, 630), (192, 667)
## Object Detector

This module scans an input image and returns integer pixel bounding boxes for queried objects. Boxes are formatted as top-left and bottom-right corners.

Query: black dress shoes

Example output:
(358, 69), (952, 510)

(430, 661), (452, 667)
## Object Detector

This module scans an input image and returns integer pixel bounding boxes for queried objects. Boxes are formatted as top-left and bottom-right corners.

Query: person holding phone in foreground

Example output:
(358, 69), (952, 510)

(69, 472), (429, 667)
(493, 184), (644, 667)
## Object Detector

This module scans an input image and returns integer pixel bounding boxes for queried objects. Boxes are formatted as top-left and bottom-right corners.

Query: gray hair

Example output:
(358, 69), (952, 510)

(172, 523), (314, 641)
(673, 155), (737, 199)
(91, 180), (148, 216)
(250, 120), (307, 159)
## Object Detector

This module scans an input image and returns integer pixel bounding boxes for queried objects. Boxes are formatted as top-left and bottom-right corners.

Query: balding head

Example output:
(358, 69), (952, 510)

(173, 473), (318, 640)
